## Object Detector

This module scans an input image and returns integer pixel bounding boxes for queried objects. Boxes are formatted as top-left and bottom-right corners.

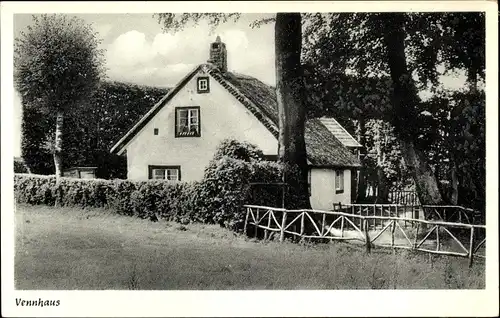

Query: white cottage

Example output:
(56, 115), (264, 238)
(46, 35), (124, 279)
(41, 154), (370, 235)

(110, 36), (362, 210)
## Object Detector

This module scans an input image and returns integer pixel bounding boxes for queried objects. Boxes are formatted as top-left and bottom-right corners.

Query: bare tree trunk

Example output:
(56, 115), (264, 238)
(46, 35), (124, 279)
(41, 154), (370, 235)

(356, 117), (367, 202)
(399, 140), (443, 206)
(275, 13), (310, 209)
(53, 111), (64, 179)
(375, 123), (389, 203)
(450, 163), (459, 205)
(380, 13), (444, 211)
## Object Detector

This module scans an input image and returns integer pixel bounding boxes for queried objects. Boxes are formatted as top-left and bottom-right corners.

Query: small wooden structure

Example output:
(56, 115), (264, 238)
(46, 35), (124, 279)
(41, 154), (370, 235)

(63, 166), (97, 179)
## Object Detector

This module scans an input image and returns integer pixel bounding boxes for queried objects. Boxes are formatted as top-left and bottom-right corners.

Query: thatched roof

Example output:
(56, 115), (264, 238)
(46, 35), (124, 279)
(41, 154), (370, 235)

(217, 68), (361, 168)
(111, 63), (361, 168)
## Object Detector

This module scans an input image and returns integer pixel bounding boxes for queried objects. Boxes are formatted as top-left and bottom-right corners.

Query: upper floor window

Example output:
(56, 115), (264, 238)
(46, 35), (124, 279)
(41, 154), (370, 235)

(149, 165), (181, 181)
(197, 77), (210, 93)
(335, 170), (344, 194)
(175, 107), (201, 137)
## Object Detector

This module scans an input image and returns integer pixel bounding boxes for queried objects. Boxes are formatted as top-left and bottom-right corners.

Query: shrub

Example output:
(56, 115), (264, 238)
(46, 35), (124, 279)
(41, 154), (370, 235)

(14, 139), (305, 231)
(200, 150), (293, 230)
(13, 174), (203, 223)
(212, 138), (264, 162)
(14, 159), (30, 173)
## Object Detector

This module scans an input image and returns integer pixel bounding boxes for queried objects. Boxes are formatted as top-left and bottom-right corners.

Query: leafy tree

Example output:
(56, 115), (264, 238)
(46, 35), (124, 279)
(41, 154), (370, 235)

(14, 14), (105, 179)
(154, 13), (311, 208)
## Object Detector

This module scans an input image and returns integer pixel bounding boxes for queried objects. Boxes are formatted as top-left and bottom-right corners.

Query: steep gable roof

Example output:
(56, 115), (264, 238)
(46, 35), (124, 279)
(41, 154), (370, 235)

(110, 63), (361, 168)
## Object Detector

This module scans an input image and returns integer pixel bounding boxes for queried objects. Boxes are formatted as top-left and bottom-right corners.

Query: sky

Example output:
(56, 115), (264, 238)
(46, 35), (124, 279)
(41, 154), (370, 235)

(12, 13), (469, 157)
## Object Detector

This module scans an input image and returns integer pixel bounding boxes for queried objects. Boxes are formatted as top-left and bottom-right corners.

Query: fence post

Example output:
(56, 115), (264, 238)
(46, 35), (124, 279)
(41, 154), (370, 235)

(321, 213), (326, 237)
(264, 210), (272, 240)
(254, 209), (260, 239)
(364, 219), (371, 253)
(391, 220), (396, 247)
(341, 216), (345, 238)
(468, 227), (475, 268)
(413, 222), (420, 248)
(243, 207), (250, 236)
(300, 212), (305, 237)
(436, 225), (440, 251)
(279, 210), (287, 242)
(372, 205), (376, 229)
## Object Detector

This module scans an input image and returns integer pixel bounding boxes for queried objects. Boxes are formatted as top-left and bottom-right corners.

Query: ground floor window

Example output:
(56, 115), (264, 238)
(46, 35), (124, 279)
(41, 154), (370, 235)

(148, 165), (181, 181)
(335, 170), (344, 194)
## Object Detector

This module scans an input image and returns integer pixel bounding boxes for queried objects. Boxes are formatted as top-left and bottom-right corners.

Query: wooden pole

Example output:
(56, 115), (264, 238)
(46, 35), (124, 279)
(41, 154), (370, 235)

(391, 220), (396, 247)
(300, 212), (305, 237)
(254, 209), (260, 239)
(341, 216), (345, 238)
(468, 227), (475, 268)
(364, 219), (371, 253)
(413, 222), (420, 248)
(436, 225), (440, 251)
(243, 207), (250, 236)
(264, 210), (272, 240)
(359, 206), (362, 229)
(321, 213), (326, 237)
(373, 205), (376, 230)
(279, 210), (287, 242)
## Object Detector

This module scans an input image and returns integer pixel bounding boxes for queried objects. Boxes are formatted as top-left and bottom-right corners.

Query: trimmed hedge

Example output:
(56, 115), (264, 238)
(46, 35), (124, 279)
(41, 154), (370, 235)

(14, 139), (297, 231)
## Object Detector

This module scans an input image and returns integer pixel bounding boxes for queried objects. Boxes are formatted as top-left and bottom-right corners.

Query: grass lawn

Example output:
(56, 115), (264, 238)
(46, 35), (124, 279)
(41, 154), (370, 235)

(15, 204), (485, 290)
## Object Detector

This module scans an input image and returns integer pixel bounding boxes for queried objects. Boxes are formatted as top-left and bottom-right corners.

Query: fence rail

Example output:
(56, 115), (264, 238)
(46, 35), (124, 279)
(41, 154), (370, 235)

(332, 203), (481, 226)
(243, 205), (486, 267)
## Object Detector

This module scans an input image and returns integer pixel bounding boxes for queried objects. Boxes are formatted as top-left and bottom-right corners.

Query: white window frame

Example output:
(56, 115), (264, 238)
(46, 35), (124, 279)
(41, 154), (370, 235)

(176, 107), (200, 137)
(149, 166), (181, 181)
(198, 78), (208, 92)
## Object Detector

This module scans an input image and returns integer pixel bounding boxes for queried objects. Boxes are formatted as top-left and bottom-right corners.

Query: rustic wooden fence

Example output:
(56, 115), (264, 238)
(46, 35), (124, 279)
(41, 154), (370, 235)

(243, 205), (486, 267)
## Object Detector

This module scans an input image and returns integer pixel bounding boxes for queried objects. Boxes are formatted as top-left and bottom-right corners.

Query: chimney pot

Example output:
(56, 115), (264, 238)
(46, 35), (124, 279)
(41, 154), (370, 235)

(208, 36), (227, 73)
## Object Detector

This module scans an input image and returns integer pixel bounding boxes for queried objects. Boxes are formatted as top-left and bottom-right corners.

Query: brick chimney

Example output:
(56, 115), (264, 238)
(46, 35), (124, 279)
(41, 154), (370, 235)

(207, 36), (227, 73)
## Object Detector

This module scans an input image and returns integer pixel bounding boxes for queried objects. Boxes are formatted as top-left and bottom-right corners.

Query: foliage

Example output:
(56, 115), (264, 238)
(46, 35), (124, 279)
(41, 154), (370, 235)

(154, 13), (242, 33)
(14, 14), (105, 113)
(14, 159), (30, 174)
(361, 120), (413, 193)
(21, 103), (56, 175)
(418, 90), (485, 210)
(212, 138), (265, 161)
